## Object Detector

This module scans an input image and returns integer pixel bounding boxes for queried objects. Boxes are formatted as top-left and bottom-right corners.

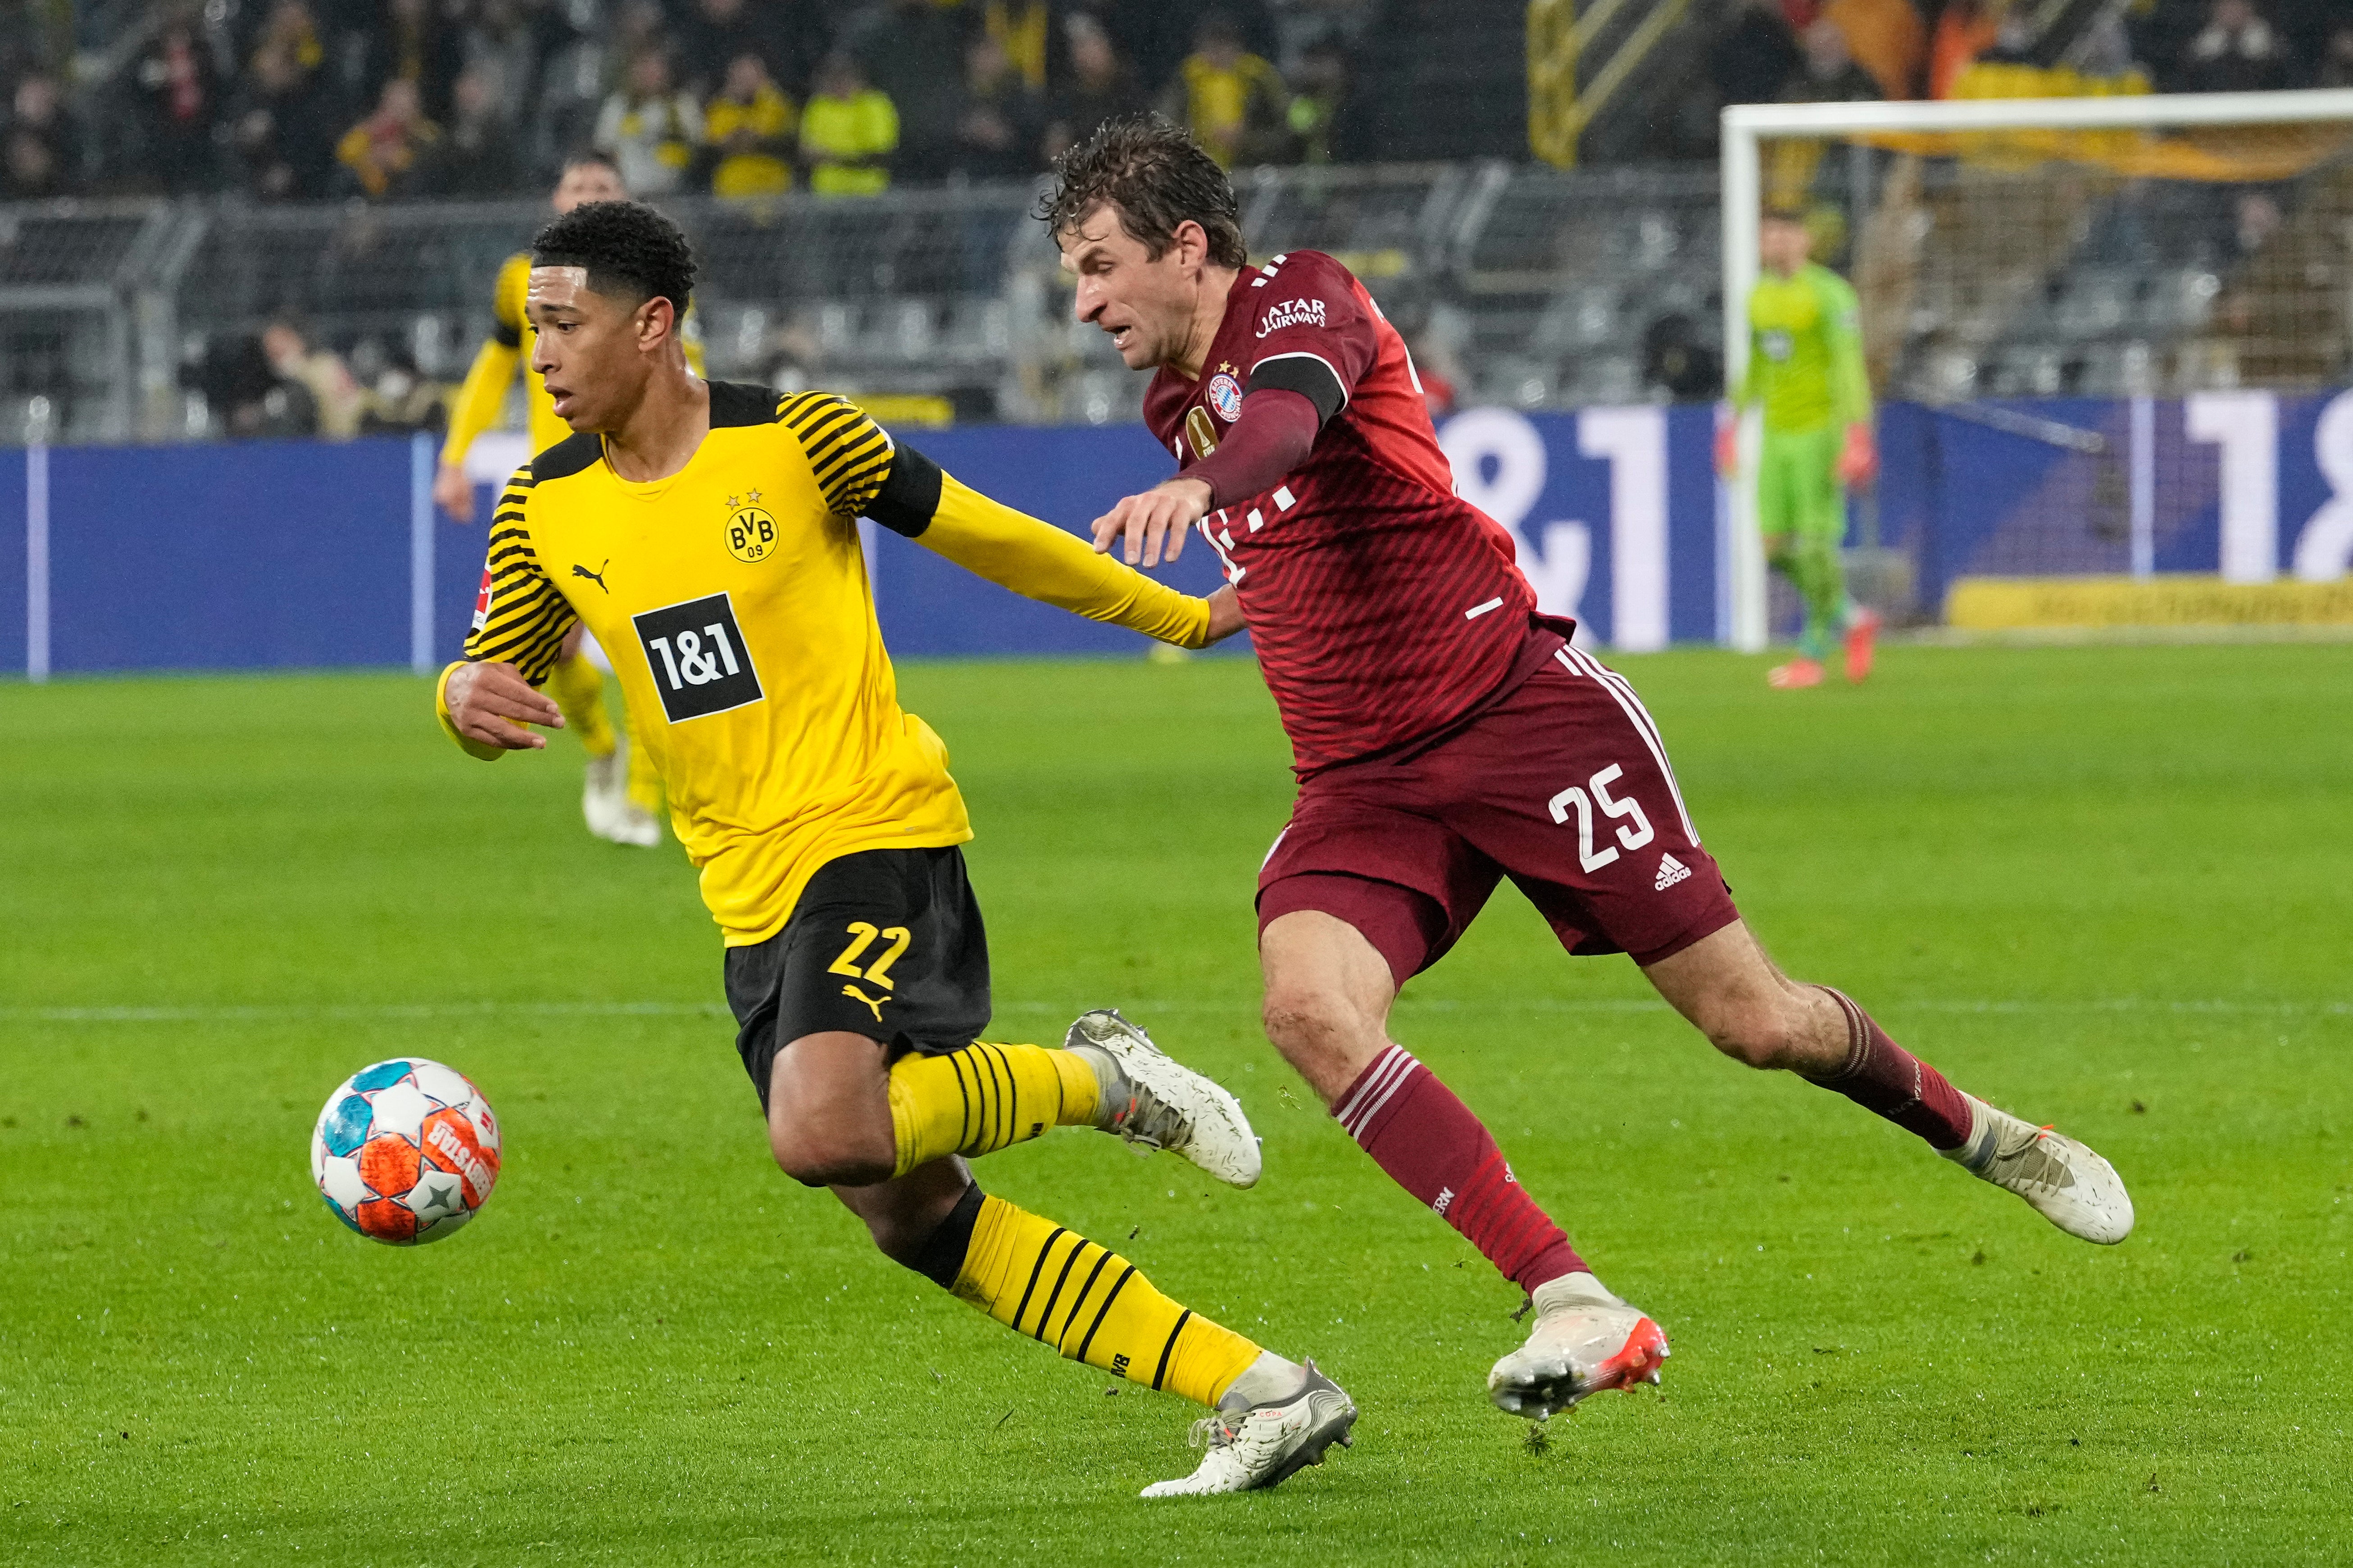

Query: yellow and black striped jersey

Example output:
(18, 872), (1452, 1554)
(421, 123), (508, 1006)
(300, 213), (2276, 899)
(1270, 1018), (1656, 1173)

(441, 250), (707, 468)
(439, 381), (1211, 946)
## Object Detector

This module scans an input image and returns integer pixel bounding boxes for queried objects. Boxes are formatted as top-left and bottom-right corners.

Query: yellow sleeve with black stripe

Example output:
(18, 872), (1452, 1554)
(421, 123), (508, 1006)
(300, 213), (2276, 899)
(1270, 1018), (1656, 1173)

(434, 466), (579, 759)
(440, 254), (531, 469)
(778, 391), (1211, 648)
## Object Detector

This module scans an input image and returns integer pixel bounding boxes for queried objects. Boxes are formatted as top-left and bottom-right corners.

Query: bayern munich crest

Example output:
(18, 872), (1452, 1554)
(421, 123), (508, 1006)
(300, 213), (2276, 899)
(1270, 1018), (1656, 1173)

(1207, 373), (1243, 423)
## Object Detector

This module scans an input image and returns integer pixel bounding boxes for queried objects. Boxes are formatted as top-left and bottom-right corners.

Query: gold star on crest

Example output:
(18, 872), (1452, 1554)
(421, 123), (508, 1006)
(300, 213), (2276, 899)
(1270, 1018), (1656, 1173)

(746, 488), (763, 503)
(725, 493), (741, 509)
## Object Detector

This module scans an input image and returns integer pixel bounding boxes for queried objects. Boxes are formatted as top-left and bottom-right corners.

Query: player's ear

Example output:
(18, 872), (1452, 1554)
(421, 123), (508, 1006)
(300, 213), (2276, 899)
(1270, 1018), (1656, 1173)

(1172, 219), (1208, 272)
(637, 295), (677, 354)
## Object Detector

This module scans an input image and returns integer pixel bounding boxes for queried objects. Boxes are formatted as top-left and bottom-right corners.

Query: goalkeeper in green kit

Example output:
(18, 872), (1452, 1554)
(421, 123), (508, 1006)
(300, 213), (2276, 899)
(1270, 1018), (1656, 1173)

(1717, 205), (1881, 688)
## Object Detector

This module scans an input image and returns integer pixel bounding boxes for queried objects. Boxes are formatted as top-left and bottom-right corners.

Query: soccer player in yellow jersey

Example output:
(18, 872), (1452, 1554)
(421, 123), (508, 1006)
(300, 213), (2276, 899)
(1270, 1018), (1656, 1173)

(434, 200), (1358, 1495)
(434, 153), (705, 846)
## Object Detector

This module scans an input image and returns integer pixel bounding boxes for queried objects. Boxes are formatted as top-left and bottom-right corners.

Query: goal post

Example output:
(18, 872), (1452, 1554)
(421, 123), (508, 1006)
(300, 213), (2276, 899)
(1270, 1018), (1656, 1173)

(1719, 88), (2353, 650)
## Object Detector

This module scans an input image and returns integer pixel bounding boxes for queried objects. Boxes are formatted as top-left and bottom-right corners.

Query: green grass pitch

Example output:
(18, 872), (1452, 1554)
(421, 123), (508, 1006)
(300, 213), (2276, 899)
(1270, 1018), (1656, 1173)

(2, 643), (2347, 1565)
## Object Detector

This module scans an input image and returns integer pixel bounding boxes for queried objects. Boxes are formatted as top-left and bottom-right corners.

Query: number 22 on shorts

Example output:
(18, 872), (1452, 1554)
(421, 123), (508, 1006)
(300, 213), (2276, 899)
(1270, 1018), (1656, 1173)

(829, 921), (912, 990)
(1549, 764), (1655, 873)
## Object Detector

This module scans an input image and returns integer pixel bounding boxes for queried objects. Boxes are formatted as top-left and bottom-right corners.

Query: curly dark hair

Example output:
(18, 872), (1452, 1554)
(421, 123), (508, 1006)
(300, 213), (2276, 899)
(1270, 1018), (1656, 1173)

(1036, 114), (1248, 269)
(530, 200), (696, 318)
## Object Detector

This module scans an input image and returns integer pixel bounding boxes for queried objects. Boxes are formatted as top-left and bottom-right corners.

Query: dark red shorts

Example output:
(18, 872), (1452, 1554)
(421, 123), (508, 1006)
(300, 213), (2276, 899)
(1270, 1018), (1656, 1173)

(1258, 644), (1740, 985)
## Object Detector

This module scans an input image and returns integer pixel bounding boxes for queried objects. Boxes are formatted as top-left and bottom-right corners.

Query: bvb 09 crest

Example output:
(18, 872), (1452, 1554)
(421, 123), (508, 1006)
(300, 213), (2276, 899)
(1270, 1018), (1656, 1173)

(725, 497), (777, 564)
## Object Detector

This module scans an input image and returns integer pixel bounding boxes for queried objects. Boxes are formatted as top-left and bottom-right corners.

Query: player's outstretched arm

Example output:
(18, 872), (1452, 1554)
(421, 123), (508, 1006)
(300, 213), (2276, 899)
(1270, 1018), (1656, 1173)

(438, 660), (564, 758)
(864, 445), (1217, 649)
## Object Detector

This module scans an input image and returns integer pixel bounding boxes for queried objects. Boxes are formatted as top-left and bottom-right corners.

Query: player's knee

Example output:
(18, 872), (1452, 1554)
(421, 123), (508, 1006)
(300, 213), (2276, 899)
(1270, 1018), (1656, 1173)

(1699, 996), (1812, 1071)
(1261, 986), (1374, 1103)
(768, 1118), (892, 1188)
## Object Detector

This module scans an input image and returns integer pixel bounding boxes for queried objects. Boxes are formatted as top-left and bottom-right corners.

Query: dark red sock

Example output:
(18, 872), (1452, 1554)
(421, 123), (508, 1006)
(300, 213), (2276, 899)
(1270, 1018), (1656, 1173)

(1807, 987), (1973, 1149)
(1334, 1045), (1585, 1293)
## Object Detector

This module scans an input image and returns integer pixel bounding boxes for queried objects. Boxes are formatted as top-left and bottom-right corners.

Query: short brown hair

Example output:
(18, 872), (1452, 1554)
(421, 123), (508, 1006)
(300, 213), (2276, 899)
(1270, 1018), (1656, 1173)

(1036, 114), (1249, 269)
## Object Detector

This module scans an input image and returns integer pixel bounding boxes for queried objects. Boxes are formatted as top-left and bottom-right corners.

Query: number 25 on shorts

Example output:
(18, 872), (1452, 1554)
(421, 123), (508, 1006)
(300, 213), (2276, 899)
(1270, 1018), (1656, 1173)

(1549, 764), (1654, 873)
(828, 921), (912, 990)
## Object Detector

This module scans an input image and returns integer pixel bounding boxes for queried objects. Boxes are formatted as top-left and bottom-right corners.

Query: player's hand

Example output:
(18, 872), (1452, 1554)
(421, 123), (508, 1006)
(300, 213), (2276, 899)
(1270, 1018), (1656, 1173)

(433, 460), (477, 523)
(445, 660), (563, 751)
(1202, 584), (1247, 645)
(1713, 423), (1739, 478)
(1092, 477), (1212, 568)
(1836, 423), (1877, 487)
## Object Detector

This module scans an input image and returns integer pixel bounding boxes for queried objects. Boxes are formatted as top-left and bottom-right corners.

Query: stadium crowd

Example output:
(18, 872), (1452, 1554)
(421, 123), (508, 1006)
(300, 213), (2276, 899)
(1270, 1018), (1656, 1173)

(0, 0), (1379, 203)
(1707, 0), (2347, 121)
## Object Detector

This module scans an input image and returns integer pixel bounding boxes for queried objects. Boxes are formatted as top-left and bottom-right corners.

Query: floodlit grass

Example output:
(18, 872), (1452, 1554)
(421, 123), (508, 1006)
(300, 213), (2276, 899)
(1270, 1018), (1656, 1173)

(2, 644), (2347, 1565)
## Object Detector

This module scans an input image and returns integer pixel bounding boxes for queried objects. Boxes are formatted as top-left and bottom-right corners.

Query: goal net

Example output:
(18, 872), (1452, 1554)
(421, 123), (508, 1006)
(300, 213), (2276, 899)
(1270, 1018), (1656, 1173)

(1720, 87), (2353, 647)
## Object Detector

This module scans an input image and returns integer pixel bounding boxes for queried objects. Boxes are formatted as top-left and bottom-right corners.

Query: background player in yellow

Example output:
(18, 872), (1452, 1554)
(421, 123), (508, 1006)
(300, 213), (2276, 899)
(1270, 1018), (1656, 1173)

(433, 153), (704, 845)
(1718, 206), (1883, 689)
(436, 200), (1354, 1495)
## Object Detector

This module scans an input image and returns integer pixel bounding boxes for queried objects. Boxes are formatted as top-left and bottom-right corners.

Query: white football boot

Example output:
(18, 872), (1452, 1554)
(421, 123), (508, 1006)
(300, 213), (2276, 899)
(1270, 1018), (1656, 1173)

(581, 744), (627, 840)
(1140, 1358), (1357, 1498)
(1065, 1009), (1261, 1188)
(1488, 1272), (1668, 1421)
(604, 800), (663, 848)
(1944, 1094), (2133, 1244)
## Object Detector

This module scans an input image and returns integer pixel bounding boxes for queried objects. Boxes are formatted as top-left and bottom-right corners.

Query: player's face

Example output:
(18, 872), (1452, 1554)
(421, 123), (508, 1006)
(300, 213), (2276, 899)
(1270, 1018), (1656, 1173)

(1761, 218), (1811, 274)
(1058, 205), (1204, 371)
(552, 161), (627, 214)
(527, 267), (662, 430)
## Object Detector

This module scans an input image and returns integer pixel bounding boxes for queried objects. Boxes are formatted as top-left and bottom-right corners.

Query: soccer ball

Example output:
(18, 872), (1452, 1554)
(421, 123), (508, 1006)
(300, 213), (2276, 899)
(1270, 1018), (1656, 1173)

(311, 1058), (502, 1245)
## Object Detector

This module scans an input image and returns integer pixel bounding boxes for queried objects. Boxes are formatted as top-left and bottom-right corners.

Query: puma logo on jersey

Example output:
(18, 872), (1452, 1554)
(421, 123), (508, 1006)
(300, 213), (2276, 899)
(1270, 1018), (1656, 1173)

(841, 983), (888, 1022)
(1655, 852), (1692, 891)
(1256, 297), (1327, 337)
(572, 559), (610, 592)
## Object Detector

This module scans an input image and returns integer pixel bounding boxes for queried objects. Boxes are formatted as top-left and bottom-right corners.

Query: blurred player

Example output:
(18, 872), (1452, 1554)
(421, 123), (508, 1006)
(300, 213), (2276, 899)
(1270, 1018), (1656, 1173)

(1717, 204), (1881, 689)
(436, 200), (1355, 1496)
(1053, 117), (2132, 1426)
(436, 153), (704, 845)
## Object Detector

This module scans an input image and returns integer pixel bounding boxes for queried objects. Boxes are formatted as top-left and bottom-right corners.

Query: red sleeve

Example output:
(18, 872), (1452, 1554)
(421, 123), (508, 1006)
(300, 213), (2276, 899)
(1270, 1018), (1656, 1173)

(1240, 253), (1378, 425)
(1186, 387), (1318, 508)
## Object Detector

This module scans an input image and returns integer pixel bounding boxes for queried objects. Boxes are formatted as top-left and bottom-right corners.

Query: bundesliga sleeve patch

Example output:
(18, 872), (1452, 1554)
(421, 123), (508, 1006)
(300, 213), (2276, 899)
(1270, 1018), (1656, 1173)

(471, 568), (492, 632)
(632, 592), (764, 723)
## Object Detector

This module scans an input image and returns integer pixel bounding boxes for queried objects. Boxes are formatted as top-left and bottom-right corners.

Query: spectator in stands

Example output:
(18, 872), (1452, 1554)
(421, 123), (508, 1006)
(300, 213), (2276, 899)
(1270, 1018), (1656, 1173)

(2178, 0), (2290, 94)
(352, 338), (447, 436)
(676, 0), (799, 98)
(1042, 14), (1144, 165)
(3, 71), (79, 199)
(336, 77), (444, 200)
(951, 32), (1045, 182)
(980, 0), (1054, 95)
(2321, 22), (2353, 89)
(457, 0), (560, 132)
(262, 317), (363, 439)
(801, 50), (898, 197)
(187, 332), (313, 438)
(858, 0), (969, 185)
(1159, 12), (1290, 169)
(1713, 0), (1803, 106)
(438, 64), (523, 196)
(703, 50), (797, 198)
(1284, 36), (1354, 165)
(594, 46), (703, 195)
(1782, 16), (1882, 104)
(133, 8), (223, 193)
(228, 6), (339, 200)
(352, 0), (463, 127)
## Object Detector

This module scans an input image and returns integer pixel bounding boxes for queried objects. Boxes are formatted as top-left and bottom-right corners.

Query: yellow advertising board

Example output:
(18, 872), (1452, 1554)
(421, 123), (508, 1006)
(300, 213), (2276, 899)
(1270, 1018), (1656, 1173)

(1946, 575), (2353, 630)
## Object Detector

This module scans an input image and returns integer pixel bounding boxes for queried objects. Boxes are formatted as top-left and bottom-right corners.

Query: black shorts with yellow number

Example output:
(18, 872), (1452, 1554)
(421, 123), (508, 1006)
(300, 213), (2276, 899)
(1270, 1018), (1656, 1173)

(723, 846), (992, 1110)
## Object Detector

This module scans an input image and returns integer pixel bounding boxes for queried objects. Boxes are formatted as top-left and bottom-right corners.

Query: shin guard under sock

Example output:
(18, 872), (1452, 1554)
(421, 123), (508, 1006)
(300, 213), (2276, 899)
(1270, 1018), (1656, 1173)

(1805, 987), (1973, 1150)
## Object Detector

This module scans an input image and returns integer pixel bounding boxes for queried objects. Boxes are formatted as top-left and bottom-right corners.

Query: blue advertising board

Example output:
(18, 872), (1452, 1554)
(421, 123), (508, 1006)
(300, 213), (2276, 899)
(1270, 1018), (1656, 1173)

(6, 391), (2350, 678)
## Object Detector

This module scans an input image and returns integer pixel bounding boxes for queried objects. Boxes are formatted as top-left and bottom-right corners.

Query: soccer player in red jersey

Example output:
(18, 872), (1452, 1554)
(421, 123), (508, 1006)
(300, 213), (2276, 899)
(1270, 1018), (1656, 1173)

(1041, 118), (2137, 1423)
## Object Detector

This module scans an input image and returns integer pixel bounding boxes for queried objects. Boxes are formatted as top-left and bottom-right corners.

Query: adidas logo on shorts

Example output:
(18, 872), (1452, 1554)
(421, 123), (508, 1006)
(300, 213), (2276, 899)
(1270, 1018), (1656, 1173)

(1654, 853), (1692, 892)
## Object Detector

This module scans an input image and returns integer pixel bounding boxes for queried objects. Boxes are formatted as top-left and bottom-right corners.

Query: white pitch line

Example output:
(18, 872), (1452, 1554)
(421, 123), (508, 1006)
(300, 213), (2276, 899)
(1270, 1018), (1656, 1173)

(0, 997), (2345, 1026)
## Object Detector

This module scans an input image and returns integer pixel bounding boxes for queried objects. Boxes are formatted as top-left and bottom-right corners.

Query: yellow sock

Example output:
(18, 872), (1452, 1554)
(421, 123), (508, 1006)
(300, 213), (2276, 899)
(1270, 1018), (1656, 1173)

(886, 1042), (1099, 1179)
(545, 653), (617, 759)
(621, 709), (662, 813)
(953, 1195), (1260, 1406)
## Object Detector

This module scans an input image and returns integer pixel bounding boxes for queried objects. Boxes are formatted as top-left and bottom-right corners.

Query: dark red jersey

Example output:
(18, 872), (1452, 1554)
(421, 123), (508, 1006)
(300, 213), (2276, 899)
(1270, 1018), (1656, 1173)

(1143, 250), (1540, 775)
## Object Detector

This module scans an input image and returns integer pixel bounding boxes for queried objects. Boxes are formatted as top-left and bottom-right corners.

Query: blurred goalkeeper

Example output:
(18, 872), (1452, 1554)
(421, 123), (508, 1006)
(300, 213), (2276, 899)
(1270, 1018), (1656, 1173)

(435, 153), (704, 846)
(1717, 205), (1881, 689)
(436, 199), (1354, 1497)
